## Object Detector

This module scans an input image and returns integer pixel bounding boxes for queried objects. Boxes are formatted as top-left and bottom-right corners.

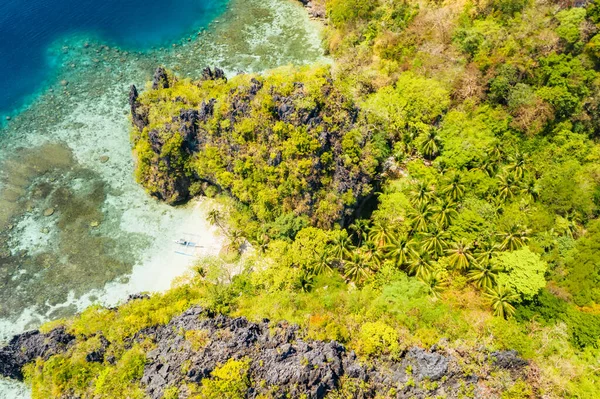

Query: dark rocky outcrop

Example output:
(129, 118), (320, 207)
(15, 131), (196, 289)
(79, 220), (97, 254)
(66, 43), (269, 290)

(129, 85), (148, 132)
(152, 67), (170, 90)
(297, 0), (326, 19)
(0, 327), (75, 380)
(178, 109), (200, 153)
(489, 350), (529, 370)
(198, 98), (216, 122)
(201, 67), (227, 81)
(85, 335), (110, 363)
(0, 304), (529, 398)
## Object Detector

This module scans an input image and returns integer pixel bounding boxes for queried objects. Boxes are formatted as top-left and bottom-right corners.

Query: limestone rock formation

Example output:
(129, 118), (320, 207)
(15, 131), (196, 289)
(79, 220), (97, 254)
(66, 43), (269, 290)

(0, 304), (530, 399)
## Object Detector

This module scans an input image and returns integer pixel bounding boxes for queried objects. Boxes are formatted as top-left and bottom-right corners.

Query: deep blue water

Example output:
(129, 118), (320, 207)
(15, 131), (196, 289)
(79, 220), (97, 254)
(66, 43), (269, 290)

(0, 0), (228, 115)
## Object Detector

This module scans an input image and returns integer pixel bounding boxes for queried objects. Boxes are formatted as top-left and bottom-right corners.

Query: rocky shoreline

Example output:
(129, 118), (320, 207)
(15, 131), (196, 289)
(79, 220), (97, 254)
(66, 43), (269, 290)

(1, 302), (529, 398)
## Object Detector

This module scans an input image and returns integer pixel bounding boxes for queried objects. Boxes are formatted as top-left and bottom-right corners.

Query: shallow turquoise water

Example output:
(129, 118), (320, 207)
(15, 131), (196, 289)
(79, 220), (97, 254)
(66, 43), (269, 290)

(0, 0), (228, 115)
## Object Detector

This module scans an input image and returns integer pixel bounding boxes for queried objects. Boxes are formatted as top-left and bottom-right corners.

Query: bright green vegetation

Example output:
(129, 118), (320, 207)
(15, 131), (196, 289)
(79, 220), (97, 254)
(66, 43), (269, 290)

(22, 0), (600, 397)
(128, 0), (600, 395)
(133, 65), (381, 230)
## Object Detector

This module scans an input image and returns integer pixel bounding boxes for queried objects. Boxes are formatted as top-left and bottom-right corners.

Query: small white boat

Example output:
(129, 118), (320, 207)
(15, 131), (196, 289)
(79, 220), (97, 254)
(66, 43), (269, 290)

(174, 233), (205, 257)
(174, 239), (200, 247)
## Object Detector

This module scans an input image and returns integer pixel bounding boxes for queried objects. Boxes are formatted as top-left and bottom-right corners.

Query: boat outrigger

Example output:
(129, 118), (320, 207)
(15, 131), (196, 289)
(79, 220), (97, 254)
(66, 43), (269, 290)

(174, 233), (204, 257)
(174, 239), (201, 247)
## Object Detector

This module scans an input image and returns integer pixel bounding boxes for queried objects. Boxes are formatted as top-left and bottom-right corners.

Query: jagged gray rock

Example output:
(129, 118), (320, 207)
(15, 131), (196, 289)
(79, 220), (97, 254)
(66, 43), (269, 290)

(0, 305), (530, 399)
(201, 67), (226, 81)
(0, 327), (75, 380)
(129, 85), (148, 131)
(489, 350), (529, 369)
(152, 67), (170, 89)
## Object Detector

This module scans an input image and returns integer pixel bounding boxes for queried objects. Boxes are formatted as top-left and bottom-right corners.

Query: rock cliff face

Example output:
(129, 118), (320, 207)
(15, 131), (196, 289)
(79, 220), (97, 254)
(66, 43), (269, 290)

(130, 66), (377, 227)
(0, 304), (528, 398)
(129, 67), (227, 205)
(0, 327), (75, 380)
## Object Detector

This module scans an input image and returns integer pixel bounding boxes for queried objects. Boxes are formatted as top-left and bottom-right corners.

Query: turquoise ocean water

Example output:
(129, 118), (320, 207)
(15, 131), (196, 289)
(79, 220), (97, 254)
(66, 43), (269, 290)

(0, 0), (228, 116)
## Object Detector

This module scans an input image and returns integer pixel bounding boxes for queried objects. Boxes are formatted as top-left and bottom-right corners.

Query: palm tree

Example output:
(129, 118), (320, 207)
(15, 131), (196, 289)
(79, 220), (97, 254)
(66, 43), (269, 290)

(433, 198), (458, 228)
(421, 129), (441, 159)
(360, 239), (383, 269)
(508, 151), (527, 179)
(385, 234), (417, 268)
(446, 240), (474, 271)
(485, 285), (519, 319)
(207, 209), (224, 231)
(467, 261), (502, 289)
(520, 178), (539, 201)
(422, 225), (450, 256)
(409, 181), (435, 207)
(299, 271), (315, 293)
(344, 253), (372, 282)
(311, 248), (333, 276)
(227, 230), (245, 252)
(563, 211), (582, 239)
(409, 203), (432, 233)
(252, 232), (270, 254)
(369, 222), (391, 248)
(349, 219), (370, 245)
(442, 172), (465, 201)
(475, 240), (500, 265)
(421, 269), (448, 299)
(498, 224), (529, 251)
(408, 252), (434, 279)
(490, 142), (504, 162)
(330, 231), (352, 262)
(476, 157), (498, 177)
(497, 173), (519, 202)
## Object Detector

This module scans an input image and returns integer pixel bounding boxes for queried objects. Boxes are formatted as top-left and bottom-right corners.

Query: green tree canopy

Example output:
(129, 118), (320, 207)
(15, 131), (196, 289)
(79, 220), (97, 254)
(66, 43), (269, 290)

(495, 247), (548, 301)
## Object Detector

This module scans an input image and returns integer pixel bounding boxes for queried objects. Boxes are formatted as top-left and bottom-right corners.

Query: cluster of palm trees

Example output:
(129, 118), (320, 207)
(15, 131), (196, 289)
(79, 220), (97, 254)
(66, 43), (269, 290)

(209, 147), (549, 318)
(303, 169), (534, 317)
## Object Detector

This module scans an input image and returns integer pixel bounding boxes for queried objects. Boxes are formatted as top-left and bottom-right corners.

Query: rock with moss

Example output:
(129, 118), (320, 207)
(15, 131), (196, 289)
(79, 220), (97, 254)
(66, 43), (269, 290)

(130, 65), (382, 225)
(0, 302), (529, 399)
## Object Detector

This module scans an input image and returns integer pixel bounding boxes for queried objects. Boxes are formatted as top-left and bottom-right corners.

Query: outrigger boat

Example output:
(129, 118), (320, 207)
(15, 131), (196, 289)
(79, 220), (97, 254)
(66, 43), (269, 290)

(174, 233), (204, 257)
(174, 239), (201, 247)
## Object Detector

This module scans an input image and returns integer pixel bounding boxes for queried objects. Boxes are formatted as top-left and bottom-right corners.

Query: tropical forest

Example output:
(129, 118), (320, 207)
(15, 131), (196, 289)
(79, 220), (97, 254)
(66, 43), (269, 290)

(2, 0), (600, 398)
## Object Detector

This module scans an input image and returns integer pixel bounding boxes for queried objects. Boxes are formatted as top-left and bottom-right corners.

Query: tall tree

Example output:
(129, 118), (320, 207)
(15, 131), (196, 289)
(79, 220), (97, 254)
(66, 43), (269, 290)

(508, 151), (527, 179)
(345, 253), (372, 283)
(409, 181), (435, 207)
(409, 252), (434, 279)
(420, 129), (441, 159)
(433, 198), (458, 228)
(330, 230), (352, 261)
(442, 172), (465, 201)
(446, 240), (474, 270)
(467, 261), (501, 289)
(485, 285), (519, 318)
(422, 225), (450, 256)
(369, 222), (391, 248)
(421, 269), (448, 299)
(311, 248), (333, 276)
(385, 234), (417, 268)
(409, 203), (433, 232)
(349, 219), (370, 245)
(497, 172), (519, 202)
(475, 240), (500, 265)
(498, 224), (529, 251)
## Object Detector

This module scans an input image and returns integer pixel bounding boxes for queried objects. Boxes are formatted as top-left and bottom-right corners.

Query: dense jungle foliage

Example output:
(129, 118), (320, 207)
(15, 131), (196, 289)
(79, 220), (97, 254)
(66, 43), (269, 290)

(22, 0), (600, 397)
